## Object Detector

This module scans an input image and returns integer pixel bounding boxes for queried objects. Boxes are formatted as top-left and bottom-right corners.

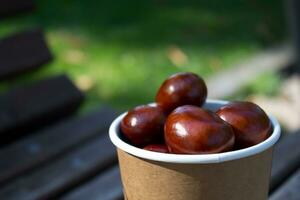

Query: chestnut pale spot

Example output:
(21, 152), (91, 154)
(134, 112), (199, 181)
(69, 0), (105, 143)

(168, 85), (175, 93)
(174, 123), (188, 137)
(130, 117), (138, 126)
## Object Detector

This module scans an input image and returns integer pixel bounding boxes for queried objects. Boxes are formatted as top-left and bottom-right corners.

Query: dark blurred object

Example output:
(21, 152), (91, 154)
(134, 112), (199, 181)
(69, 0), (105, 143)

(0, 0), (35, 18)
(280, 62), (300, 76)
(0, 75), (84, 146)
(286, 0), (300, 74)
(0, 28), (52, 80)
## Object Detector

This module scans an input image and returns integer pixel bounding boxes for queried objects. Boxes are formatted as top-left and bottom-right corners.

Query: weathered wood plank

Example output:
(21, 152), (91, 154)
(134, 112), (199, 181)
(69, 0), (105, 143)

(61, 166), (123, 200)
(0, 75), (83, 145)
(270, 168), (300, 200)
(0, 0), (34, 18)
(0, 107), (117, 184)
(0, 134), (117, 200)
(0, 29), (52, 79)
(270, 130), (300, 192)
(207, 44), (294, 98)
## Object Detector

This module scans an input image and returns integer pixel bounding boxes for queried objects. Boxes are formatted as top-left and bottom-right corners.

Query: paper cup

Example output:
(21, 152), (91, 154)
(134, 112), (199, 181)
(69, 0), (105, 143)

(109, 99), (281, 200)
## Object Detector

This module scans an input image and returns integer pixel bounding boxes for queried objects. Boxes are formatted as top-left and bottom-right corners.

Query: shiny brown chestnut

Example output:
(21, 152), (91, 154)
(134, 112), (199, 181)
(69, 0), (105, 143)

(143, 144), (169, 153)
(164, 105), (235, 154)
(155, 72), (207, 113)
(216, 101), (272, 148)
(121, 104), (166, 147)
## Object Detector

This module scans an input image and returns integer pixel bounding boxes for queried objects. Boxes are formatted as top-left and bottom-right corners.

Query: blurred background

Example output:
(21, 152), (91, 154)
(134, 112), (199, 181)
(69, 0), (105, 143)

(4, 0), (298, 131)
(0, 0), (299, 130)
(1, 0), (298, 132)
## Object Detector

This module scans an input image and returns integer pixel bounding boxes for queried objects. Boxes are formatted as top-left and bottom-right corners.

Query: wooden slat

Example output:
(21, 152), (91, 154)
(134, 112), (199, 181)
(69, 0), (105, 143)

(0, 29), (52, 79)
(61, 166), (123, 200)
(0, 75), (83, 145)
(270, 130), (300, 192)
(207, 44), (294, 98)
(0, 107), (117, 184)
(0, 134), (117, 200)
(0, 0), (34, 18)
(270, 168), (300, 200)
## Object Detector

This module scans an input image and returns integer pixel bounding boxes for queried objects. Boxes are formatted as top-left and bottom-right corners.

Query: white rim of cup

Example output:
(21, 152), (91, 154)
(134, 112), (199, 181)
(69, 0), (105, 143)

(109, 99), (281, 164)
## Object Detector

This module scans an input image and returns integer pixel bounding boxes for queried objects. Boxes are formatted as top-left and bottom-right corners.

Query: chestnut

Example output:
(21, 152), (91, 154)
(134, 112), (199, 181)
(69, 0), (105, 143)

(216, 101), (272, 148)
(155, 72), (207, 113)
(121, 104), (166, 147)
(164, 105), (235, 154)
(143, 144), (169, 153)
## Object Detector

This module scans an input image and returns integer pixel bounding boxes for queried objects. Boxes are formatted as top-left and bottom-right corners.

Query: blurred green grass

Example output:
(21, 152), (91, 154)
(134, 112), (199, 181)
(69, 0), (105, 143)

(0, 0), (286, 111)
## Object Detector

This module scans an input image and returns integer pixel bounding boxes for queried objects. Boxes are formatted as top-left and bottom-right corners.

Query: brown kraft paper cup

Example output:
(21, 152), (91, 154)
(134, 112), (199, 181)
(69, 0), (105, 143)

(109, 100), (281, 200)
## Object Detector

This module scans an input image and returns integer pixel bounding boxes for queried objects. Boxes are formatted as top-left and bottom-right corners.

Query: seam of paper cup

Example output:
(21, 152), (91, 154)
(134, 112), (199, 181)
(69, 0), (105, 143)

(109, 100), (281, 164)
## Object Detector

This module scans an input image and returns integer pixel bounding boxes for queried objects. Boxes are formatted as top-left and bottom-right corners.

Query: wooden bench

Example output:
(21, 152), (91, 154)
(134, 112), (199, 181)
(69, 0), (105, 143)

(0, 108), (119, 200)
(0, 107), (299, 200)
(0, 23), (123, 199)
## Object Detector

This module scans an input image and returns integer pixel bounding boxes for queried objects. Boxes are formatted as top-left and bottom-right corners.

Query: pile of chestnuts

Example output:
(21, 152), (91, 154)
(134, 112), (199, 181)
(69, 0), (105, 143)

(120, 72), (273, 154)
